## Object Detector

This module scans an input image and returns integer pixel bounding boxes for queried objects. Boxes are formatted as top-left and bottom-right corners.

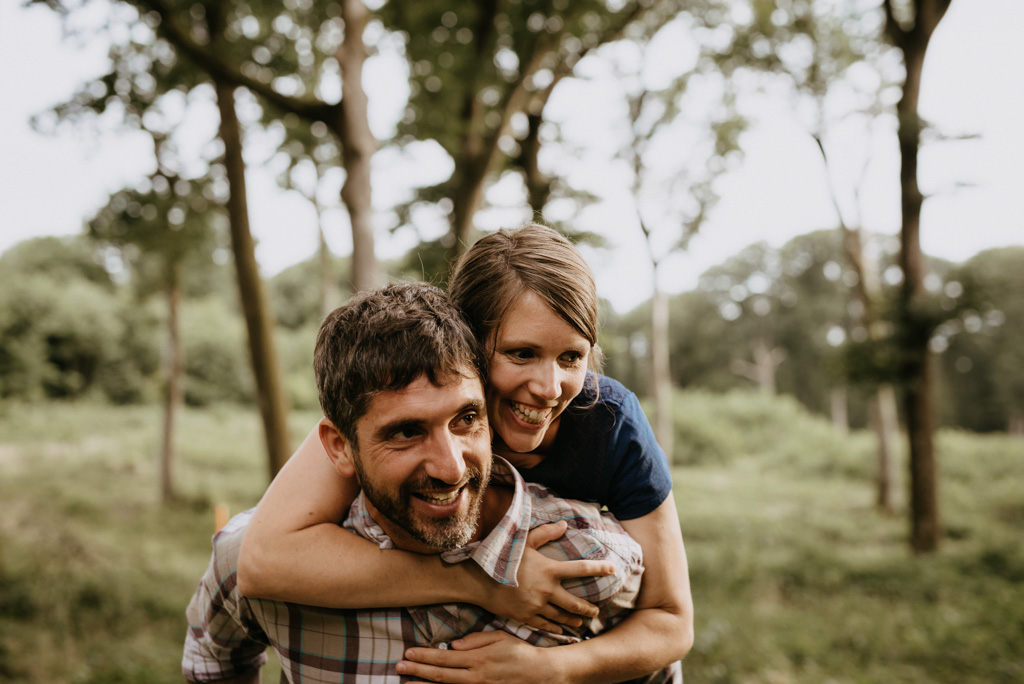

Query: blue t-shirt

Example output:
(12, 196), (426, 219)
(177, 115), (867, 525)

(512, 373), (673, 521)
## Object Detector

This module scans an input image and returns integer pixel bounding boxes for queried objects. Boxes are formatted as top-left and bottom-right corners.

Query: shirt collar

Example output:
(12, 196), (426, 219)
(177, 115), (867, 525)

(343, 456), (530, 587)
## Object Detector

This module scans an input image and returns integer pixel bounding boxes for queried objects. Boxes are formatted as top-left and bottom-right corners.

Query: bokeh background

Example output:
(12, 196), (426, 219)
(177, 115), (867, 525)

(1, 0), (1022, 682)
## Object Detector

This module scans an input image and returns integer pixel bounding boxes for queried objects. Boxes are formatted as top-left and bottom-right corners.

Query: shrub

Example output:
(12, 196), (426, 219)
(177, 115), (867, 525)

(277, 324), (319, 411)
(181, 298), (253, 406)
(661, 389), (873, 476)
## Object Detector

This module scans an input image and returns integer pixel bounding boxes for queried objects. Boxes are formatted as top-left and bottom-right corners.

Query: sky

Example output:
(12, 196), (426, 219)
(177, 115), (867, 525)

(1, 0), (1022, 313)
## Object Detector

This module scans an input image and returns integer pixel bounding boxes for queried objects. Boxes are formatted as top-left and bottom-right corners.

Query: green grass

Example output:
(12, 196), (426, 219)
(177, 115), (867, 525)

(0, 397), (1022, 683)
(675, 420), (1024, 683)
(0, 401), (307, 683)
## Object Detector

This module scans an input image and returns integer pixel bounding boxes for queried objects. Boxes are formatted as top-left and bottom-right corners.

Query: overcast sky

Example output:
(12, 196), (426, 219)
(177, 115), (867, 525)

(2, 0), (1021, 313)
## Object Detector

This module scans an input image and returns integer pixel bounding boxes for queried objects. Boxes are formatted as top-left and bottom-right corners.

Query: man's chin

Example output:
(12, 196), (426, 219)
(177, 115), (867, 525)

(407, 496), (482, 550)
(411, 518), (476, 551)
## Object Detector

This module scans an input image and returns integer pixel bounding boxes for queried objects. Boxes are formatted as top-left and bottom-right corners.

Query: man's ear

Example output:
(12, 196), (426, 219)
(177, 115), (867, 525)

(318, 417), (357, 479)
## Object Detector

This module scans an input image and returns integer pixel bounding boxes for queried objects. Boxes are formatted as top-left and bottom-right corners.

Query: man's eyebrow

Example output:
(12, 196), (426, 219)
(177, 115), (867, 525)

(461, 398), (487, 414)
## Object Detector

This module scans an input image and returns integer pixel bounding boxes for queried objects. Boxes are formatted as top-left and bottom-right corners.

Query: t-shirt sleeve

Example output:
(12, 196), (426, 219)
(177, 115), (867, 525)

(182, 515), (269, 682)
(604, 388), (673, 520)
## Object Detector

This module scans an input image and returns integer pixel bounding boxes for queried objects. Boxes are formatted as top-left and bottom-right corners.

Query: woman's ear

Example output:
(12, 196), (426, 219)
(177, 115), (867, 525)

(318, 417), (357, 479)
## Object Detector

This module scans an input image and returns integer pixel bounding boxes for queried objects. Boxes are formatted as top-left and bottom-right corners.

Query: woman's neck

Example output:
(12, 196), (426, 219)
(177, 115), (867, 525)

(492, 416), (562, 469)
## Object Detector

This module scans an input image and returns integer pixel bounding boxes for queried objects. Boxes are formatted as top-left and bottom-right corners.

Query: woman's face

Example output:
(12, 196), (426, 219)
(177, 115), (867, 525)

(485, 289), (591, 455)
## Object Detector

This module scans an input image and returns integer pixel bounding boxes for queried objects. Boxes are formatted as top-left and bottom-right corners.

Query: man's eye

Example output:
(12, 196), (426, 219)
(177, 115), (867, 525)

(390, 427), (421, 441)
(456, 413), (479, 428)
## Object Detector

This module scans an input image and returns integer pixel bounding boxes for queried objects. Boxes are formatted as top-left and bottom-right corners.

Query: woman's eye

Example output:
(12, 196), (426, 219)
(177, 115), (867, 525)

(561, 351), (584, 364)
(507, 349), (533, 360)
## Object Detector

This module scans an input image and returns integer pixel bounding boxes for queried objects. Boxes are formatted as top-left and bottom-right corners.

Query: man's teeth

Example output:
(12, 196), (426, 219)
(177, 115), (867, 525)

(420, 490), (459, 505)
(511, 402), (548, 425)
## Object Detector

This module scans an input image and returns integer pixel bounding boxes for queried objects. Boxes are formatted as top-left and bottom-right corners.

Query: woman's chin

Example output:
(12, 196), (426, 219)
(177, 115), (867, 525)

(502, 431), (539, 453)
(496, 423), (546, 456)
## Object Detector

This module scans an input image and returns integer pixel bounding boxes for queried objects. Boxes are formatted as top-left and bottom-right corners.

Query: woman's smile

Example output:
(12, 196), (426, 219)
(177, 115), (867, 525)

(508, 399), (552, 426)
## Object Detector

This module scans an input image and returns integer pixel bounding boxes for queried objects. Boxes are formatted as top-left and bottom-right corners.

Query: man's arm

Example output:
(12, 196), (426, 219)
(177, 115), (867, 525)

(183, 515), (270, 683)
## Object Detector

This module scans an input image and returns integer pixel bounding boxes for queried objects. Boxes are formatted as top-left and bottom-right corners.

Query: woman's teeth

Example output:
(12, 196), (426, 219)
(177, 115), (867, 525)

(420, 490), (459, 505)
(511, 401), (548, 425)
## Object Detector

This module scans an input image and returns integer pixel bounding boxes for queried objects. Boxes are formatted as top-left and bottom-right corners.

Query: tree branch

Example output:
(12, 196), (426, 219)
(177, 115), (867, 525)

(128, 0), (340, 126)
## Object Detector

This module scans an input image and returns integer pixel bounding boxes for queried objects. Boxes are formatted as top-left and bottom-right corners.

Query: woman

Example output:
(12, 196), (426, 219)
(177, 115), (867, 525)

(238, 224), (694, 682)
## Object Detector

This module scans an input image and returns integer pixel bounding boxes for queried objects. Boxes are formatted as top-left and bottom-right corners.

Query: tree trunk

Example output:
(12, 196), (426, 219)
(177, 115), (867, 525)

(1009, 413), (1024, 436)
(316, 198), (336, 320)
(522, 112), (551, 215)
(815, 130), (899, 511)
(449, 154), (491, 257)
(871, 383), (899, 515)
(338, 0), (380, 293)
(830, 386), (848, 433)
(904, 341), (939, 551)
(650, 281), (673, 462)
(159, 259), (183, 503)
(731, 339), (785, 394)
(215, 78), (292, 479)
(887, 0), (951, 553)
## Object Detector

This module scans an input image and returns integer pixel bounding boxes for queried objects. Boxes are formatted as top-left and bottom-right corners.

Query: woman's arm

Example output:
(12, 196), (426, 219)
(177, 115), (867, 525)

(398, 494), (694, 683)
(237, 421), (612, 628)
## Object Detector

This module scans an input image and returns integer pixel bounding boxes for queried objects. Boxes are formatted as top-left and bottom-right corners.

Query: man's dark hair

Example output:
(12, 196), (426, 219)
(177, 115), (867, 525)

(314, 282), (487, 443)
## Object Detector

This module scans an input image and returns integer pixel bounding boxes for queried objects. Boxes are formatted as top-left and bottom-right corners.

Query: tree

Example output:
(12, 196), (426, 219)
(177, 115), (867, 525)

(36, 0), (299, 475)
(269, 120), (346, 321)
(940, 248), (1024, 434)
(379, 0), (665, 268)
(693, 232), (901, 423)
(748, 0), (903, 511)
(0, 238), (139, 403)
(884, 0), (953, 553)
(37, 0), (287, 485)
(89, 168), (222, 501)
(120, 0), (380, 285)
(603, 13), (744, 456)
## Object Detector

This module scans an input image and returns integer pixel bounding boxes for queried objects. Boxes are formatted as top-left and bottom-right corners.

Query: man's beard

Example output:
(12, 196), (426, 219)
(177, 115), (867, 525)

(355, 459), (490, 551)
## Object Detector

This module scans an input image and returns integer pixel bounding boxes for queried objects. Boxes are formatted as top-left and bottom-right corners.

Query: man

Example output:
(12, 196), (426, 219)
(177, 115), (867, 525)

(183, 282), (676, 683)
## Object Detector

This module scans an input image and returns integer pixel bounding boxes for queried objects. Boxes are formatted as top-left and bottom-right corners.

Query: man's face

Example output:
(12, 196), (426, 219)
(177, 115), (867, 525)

(349, 372), (492, 553)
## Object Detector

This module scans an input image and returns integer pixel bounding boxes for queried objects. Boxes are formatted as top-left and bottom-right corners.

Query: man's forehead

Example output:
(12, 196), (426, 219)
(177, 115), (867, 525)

(360, 372), (485, 425)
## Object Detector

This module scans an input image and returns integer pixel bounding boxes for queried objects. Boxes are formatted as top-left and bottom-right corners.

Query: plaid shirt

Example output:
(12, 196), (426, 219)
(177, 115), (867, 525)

(183, 457), (680, 683)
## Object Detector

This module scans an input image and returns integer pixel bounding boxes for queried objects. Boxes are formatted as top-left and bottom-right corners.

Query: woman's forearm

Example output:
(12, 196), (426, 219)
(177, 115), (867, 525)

(552, 495), (695, 682)
(537, 605), (692, 684)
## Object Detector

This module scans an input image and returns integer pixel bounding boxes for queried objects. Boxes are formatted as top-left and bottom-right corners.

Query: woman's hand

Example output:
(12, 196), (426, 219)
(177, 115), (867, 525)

(397, 631), (564, 684)
(469, 520), (614, 632)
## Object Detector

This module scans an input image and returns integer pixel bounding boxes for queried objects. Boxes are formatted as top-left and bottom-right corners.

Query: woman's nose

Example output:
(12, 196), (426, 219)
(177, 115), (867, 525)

(527, 361), (561, 402)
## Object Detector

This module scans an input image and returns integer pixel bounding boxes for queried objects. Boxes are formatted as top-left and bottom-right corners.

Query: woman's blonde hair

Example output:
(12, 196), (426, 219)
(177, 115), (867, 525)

(448, 223), (604, 379)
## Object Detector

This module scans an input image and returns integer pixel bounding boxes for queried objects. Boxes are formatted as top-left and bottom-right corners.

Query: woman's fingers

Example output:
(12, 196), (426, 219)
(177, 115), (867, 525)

(525, 520), (567, 549)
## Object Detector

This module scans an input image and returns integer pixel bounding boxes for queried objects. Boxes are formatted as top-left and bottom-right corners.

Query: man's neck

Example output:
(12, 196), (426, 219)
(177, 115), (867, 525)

(476, 483), (514, 542)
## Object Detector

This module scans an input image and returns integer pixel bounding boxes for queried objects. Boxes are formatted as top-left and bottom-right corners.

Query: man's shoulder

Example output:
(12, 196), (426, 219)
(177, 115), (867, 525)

(208, 508), (255, 576)
(523, 482), (640, 557)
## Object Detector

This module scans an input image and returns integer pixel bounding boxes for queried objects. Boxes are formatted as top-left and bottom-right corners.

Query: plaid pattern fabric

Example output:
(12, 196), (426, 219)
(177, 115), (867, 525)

(183, 457), (677, 683)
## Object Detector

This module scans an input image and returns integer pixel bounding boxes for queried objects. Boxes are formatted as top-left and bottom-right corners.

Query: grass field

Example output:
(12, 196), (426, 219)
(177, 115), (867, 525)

(0, 397), (1022, 683)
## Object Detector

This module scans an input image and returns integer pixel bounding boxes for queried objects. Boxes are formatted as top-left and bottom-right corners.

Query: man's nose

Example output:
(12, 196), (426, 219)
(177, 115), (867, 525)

(425, 431), (467, 484)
